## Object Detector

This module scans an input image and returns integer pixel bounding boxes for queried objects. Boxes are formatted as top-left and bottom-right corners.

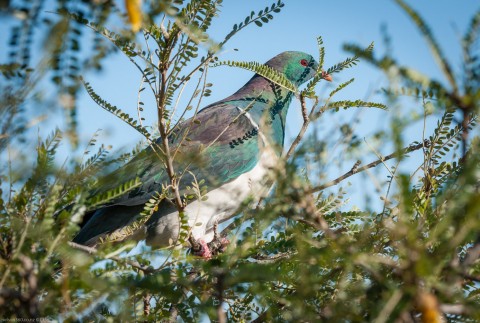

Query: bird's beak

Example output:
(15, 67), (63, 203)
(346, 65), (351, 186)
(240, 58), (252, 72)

(322, 71), (333, 82)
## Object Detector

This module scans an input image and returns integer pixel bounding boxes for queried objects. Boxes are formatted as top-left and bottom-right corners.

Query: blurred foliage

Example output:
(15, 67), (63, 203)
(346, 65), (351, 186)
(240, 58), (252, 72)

(0, 0), (479, 321)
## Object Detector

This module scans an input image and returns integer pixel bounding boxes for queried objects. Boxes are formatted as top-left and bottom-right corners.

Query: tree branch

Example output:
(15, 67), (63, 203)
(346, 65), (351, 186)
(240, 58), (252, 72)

(251, 251), (297, 264)
(285, 95), (319, 159)
(220, 213), (255, 238)
(215, 269), (227, 323)
(67, 242), (155, 274)
(310, 140), (429, 193)
(461, 236), (480, 270)
(168, 269), (200, 322)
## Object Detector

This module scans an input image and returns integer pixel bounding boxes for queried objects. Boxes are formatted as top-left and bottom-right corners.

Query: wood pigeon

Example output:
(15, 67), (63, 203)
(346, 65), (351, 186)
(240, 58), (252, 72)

(74, 51), (325, 257)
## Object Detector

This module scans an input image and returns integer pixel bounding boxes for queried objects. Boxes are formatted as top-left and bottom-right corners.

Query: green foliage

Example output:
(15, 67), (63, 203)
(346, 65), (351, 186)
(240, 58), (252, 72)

(302, 40), (373, 98)
(222, 0), (285, 44)
(1, 0), (480, 322)
(83, 80), (152, 139)
(326, 99), (388, 111)
(0, 63), (23, 78)
(327, 42), (374, 76)
(212, 59), (298, 92)
(87, 178), (142, 210)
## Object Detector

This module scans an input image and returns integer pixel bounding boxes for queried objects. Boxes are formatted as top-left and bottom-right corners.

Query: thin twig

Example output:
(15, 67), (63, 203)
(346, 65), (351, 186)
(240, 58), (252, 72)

(171, 65), (211, 159)
(74, 21), (158, 95)
(142, 31), (158, 89)
(373, 290), (403, 323)
(285, 95), (318, 159)
(380, 160), (399, 215)
(169, 67), (210, 135)
(215, 269), (227, 323)
(67, 242), (155, 274)
(168, 269), (200, 322)
(461, 237), (480, 269)
(251, 251), (297, 264)
(220, 215), (254, 239)
(311, 140), (428, 193)
(158, 67), (185, 212)
(364, 138), (397, 181)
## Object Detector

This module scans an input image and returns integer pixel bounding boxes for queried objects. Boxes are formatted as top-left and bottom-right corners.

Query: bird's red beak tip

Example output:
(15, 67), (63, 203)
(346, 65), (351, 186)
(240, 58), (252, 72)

(323, 72), (333, 82)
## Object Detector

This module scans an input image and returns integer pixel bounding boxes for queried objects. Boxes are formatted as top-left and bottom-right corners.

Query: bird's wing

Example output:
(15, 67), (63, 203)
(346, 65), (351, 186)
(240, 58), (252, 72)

(92, 103), (263, 207)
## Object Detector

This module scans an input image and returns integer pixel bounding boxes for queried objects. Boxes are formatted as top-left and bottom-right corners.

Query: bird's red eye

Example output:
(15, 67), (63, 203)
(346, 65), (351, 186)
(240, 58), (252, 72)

(300, 59), (308, 67)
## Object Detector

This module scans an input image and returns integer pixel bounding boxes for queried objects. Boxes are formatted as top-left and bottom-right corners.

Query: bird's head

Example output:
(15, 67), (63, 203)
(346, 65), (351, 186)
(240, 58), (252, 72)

(265, 51), (329, 87)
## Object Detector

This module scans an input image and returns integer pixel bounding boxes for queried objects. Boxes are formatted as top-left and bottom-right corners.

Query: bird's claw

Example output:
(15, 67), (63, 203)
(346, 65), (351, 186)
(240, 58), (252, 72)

(189, 222), (230, 259)
(208, 221), (230, 256)
(189, 236), (212, 259)
(208, 236), (230, 256)
(197, 239), (212, 259)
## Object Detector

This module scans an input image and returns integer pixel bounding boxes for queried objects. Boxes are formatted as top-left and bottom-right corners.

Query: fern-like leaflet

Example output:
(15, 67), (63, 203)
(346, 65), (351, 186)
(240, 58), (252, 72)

(82, 80), (152, 139)
(212, 60), (297, 93)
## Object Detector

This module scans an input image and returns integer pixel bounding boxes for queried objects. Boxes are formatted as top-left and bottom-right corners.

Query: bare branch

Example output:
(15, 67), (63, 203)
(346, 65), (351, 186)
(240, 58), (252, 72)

(311, 140), (429, 193)
(67, 242), (155, 274)
(285, 95), (318, 159)
(220, 213), (255, 238)
(251, 251), (297, 264)
(439, 304), (468, 315)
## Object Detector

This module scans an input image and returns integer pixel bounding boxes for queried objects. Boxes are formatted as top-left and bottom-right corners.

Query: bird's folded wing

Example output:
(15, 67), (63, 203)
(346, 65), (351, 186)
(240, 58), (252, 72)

(91, 103), (262, 207)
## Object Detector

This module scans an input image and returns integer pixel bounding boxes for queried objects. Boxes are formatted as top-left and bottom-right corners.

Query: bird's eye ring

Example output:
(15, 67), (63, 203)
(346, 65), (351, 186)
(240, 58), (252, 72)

(300, 59), (308, 67)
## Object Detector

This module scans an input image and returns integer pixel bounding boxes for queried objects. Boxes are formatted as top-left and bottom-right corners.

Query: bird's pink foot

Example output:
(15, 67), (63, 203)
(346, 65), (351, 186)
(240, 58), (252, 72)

(189, 236), (212, 259)
(188, 223), (230, 259)
(195, 239), (212, 259)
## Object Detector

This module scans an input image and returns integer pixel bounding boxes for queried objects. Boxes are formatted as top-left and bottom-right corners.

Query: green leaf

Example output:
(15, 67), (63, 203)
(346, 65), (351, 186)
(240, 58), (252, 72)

(82, 80), (151, 139)
(327, 99), (388, 111)
(212, 60), (297, 93)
